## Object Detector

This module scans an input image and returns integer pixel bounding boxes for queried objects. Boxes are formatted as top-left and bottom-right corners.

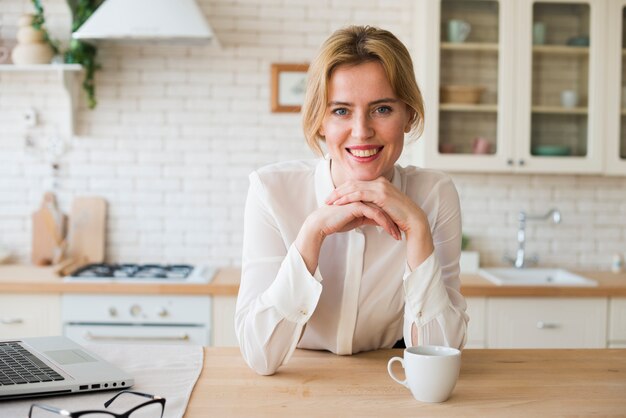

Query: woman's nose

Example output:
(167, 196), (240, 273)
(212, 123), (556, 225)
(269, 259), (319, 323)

(351, 113), (374, 139)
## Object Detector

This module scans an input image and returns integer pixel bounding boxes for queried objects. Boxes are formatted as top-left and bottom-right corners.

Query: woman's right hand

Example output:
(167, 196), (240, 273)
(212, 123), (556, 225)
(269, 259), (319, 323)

(295, 202), (401, 274)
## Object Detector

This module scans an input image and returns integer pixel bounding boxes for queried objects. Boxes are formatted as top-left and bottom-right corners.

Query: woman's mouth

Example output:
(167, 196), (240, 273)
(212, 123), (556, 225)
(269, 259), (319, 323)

(346, 146), (384, 159)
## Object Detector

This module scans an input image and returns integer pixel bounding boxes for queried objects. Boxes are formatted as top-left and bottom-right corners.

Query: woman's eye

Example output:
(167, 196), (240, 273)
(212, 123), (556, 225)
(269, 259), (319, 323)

(375, 106), (392, 114)
(332, 108), (348, 116)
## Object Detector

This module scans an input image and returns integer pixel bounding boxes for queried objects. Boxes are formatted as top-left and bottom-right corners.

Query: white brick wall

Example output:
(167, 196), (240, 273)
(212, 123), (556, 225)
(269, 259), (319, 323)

(1, 0), (625, 269)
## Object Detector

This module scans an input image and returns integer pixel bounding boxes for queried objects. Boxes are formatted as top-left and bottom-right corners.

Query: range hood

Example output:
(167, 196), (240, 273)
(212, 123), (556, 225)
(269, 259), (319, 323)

(72, 0), (215, 42)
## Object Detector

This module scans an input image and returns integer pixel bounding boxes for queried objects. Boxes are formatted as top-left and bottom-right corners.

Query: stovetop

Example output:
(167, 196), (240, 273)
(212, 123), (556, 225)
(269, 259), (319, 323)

(64, 263), (215, 284)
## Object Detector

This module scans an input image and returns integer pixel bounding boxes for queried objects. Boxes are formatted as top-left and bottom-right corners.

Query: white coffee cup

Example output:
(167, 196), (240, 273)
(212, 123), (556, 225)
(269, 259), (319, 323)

(387, 345), (461, 403)
(560, 90), (578, 108)
(447, 20), (471, 43)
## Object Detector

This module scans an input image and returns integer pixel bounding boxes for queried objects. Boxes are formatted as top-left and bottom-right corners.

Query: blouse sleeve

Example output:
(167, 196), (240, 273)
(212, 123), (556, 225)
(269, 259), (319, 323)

(235, 172), (323, 375)
(401, 176), (469, 349)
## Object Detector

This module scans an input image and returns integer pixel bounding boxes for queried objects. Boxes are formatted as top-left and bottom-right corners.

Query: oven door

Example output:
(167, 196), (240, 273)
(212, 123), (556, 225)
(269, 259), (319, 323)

(64, 324), (209, 346)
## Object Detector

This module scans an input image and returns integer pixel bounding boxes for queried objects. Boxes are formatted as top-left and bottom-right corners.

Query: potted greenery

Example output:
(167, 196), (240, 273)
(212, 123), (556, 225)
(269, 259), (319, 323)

(64, 0), (104, 109)
(460, 234), (480, 273)
(29, 0), (102, 109)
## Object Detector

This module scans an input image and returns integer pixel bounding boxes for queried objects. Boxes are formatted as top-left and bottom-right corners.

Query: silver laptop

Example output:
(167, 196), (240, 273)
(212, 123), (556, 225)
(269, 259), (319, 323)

(0, 336), (133, 400)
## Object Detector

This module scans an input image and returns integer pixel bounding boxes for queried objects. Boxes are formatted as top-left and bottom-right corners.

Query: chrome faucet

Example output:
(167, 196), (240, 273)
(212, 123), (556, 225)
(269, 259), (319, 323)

(505, 208), (561, 268)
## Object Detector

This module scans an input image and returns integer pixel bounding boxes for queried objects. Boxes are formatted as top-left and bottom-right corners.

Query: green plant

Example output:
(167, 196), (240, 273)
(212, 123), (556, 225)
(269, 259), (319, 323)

(64, 0), (104, 109)
(461, 234), (470, 251)
(31, 0), (60, 55)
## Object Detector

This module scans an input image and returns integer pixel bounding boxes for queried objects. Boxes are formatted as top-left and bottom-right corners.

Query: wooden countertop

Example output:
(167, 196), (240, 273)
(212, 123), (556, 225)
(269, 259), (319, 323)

(1, 264), (625, 297)
(460, 270), (626, 297)
(185, 347), (626, 417)
(0, 265), (240, 296)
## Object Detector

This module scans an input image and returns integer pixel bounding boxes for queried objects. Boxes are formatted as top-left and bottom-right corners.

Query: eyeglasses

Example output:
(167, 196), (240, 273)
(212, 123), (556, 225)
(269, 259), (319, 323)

(28, 390), (166, 417)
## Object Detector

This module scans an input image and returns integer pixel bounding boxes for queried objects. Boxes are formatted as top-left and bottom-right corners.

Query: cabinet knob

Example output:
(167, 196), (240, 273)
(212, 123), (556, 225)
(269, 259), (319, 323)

(518, 159), (525, 166)
(108, 307), (117, 317)
(157, 308), (168, 318)
(506, 159), (514, 166)
(129, 304), (142, 317)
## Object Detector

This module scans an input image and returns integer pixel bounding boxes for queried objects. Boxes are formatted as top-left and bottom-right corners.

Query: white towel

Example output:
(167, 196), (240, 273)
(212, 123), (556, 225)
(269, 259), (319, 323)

(0, 343), (203, 418)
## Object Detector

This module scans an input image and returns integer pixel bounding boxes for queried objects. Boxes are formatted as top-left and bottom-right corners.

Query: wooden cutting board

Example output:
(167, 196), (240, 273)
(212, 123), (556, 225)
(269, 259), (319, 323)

(31, 192), (67, 266)
(66, 197), (107, 264)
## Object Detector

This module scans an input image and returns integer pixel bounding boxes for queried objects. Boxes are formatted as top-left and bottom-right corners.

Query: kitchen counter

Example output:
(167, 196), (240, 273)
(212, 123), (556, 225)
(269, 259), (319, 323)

(460, 270), (626, 297)
(185, 347), (626, 417)
(0, 264), (240, 295)
(1, 264), (625, 297)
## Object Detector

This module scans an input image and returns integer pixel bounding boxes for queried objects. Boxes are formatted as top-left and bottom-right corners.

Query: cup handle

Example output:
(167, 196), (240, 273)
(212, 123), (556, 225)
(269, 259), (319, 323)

(387, 357), (408, 388)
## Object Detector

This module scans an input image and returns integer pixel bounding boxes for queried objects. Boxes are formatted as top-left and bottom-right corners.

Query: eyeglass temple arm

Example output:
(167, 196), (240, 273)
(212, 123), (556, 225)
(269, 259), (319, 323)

(104, 390), (161, 408)
(29, 403), (70, 417)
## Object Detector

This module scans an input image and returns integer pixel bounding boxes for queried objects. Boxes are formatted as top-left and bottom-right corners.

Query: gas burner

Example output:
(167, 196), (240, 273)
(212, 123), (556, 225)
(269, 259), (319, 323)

(64, 263), (214, 284)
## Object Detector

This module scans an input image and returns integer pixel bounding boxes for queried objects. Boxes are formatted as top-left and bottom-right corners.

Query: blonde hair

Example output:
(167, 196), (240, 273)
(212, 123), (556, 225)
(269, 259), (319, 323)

(302, 25), (425, 155)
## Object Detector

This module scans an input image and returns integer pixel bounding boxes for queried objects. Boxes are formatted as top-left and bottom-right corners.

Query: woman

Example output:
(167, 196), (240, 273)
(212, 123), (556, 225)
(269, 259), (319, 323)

(236, 25), (468, 375)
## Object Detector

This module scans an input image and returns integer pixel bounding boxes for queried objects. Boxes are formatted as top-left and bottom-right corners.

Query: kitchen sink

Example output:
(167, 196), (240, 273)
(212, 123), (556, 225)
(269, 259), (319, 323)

(478, 268), (597, 287)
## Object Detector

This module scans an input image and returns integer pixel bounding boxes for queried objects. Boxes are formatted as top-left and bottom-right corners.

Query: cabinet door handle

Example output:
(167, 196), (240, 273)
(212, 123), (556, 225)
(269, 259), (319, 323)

(536, 321), (560, 329)
(518, 159), (525, 166)
(506, 159), (514, 166)
(1, 318), (24, 325)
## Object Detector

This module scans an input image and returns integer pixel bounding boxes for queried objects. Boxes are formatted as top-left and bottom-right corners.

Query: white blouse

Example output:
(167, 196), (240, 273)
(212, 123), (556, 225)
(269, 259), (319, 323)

(236, 158), (468, 375)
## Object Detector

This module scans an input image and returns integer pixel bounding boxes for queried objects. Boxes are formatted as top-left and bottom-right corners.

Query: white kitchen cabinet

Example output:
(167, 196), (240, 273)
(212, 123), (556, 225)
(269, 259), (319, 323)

(0, 294), (61, 339)
(414, 0), (606, 174)
(465, 298), (487, 348)
(212, 296), (238, 347)
(605, 0), (626, 175)
(608, 298), (626, 348)
(465, 297), (487, 348)
(486, 297), (607, 348)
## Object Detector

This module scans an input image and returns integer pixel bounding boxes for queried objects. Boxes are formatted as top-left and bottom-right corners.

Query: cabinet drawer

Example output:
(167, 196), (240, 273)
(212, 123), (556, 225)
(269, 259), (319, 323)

(608, 298), (626, 342)
(212, 296), (238, 347)
(0, 294), (61, 339)
(465, 297), (486, 348)
(487, 298), (607, 348)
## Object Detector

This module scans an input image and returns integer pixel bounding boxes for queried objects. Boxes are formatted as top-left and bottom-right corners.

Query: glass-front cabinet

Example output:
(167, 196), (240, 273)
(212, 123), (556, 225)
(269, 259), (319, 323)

(606, 0), (626, 175)
(414, 0), (607, 174)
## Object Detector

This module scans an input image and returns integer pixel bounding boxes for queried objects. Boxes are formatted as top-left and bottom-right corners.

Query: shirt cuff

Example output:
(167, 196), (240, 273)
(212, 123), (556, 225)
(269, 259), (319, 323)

(261, 243), (323, 325)
(403, 252), (450, 326)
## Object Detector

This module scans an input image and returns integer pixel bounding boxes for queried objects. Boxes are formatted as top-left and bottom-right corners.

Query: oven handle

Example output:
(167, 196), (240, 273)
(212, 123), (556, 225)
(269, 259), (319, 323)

(84, 332), (190, 342)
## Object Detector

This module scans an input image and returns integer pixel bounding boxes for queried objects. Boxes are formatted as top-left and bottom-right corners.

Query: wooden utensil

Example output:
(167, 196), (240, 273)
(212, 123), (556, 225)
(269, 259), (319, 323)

(66, 197), (107, 264)
(31, 192), (67, 266)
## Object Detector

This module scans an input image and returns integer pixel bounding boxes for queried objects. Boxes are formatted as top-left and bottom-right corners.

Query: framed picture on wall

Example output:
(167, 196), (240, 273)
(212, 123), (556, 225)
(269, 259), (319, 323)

(270, 63), (309, 112)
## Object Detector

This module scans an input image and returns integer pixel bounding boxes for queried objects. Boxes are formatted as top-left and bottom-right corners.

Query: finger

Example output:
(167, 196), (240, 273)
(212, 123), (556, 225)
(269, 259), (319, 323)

(361, 202), (401, 239)
(332, 189), (374, 206)
(355, 203), (401, 240)
(325, 180), (375, 204)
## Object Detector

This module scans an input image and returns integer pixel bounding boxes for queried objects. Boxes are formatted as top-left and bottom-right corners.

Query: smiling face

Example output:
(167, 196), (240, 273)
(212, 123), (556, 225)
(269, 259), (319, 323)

(319, 60), (413, 187)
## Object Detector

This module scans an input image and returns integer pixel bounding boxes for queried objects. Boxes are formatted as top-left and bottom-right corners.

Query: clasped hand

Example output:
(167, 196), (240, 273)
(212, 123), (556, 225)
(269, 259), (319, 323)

(317, 177), (426, 241)
(296, 177), (434, 273)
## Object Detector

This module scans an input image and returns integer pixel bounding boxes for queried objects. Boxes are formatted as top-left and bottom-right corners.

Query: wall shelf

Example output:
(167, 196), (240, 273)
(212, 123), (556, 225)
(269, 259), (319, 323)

(441, 42), (499, 52)
(532, 105), (588, 115)
(440, 103), (498, 112)
(0, 64), (83, 137)
(532, 45), (589, 55)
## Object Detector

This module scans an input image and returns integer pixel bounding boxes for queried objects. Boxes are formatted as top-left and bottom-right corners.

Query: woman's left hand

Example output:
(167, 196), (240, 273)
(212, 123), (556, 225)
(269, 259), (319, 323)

(325, 177), (424, 234)
(325, 177), (434, 270)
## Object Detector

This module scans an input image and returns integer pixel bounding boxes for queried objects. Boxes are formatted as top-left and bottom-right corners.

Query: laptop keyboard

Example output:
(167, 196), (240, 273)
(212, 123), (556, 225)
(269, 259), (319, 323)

(0, 342), (65, 386)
